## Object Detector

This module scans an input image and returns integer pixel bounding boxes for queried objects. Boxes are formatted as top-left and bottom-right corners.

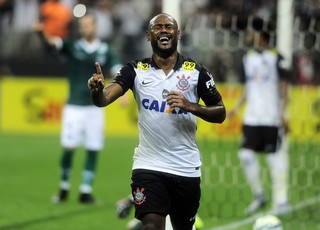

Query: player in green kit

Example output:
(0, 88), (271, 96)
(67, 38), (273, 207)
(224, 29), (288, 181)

(35, 14), (122, 203)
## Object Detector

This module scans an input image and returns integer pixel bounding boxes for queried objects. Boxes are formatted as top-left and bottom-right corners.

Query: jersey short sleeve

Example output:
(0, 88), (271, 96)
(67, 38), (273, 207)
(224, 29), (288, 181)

(111, 61), (136, 93)
(197, 65), (222, 106)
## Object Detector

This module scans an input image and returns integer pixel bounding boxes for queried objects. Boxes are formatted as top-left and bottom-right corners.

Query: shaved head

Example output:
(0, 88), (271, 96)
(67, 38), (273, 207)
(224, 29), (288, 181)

(148, 13), (178, 31)
(146, 13), (180, 59)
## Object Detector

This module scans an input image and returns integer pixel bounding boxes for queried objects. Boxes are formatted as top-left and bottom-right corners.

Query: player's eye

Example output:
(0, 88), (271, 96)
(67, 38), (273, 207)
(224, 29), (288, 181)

(152, 25), (162, 31)
(165, 24), (174, 30)
(152, 24), (175, 31)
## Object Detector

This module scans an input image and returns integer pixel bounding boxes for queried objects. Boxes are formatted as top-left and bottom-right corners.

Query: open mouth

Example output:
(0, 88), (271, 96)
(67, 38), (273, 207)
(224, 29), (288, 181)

(158, 35), (171, 45)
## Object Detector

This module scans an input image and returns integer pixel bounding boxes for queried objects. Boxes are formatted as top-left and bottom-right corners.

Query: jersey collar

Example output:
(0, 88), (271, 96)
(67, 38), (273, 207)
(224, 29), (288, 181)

(150, 53), (184, 71)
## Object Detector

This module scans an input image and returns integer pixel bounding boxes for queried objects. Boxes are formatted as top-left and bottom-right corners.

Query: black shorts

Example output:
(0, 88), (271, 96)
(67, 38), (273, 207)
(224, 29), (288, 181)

(131, 169), (201, 227)
(241, 125), (282, 153)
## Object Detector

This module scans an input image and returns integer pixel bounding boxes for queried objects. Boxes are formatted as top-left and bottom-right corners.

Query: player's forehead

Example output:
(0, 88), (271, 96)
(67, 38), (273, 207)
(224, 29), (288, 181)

(149, 14), (177, 28)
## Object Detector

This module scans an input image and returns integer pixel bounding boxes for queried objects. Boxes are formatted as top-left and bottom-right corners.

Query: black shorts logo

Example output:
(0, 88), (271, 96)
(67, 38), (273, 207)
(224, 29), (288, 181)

(133, 187), (146, 205)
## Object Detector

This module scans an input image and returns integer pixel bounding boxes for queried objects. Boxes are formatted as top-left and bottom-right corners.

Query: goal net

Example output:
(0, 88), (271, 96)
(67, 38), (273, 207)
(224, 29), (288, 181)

(175, 0), (320, 229)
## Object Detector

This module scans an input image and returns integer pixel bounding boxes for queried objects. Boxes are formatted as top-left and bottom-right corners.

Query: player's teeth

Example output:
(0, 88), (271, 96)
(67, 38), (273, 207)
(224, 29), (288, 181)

(160, 37), (169, 41)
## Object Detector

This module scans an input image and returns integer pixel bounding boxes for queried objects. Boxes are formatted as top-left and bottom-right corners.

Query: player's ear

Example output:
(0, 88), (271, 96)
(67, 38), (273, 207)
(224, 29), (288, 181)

(177, 29), (181, 40)
(146, 30), (151, 41)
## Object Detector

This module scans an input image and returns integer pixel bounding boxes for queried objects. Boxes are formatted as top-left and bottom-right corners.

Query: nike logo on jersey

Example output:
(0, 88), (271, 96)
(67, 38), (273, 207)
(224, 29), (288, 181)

(142, 80), (154, 85)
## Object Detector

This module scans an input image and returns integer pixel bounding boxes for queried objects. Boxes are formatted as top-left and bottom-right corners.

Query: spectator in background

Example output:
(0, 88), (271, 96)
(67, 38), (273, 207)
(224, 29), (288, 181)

(7, 0), (39, 58)
(38, 0), (72, 38)
(0, 0), (14, 76)
(293, 51), (315, 85)
(89, 0), (115, 42)
(60, 0), (77, 9)
(0, 0), (14, 50)
(228, 30), (291, 215)
(34, 14), (122, 204)
(113, 0), (153, 63)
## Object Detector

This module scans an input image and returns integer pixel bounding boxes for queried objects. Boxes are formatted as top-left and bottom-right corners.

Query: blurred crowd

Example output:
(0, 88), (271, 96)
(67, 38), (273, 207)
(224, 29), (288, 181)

(0, 0), (320, 84)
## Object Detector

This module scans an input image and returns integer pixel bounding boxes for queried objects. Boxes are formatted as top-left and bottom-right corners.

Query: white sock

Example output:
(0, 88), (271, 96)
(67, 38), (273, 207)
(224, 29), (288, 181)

(266, 139), (289, 207)
(238, 148), (264, 196)
(79, 184), (92, 194)
(60, 181), (70, 190)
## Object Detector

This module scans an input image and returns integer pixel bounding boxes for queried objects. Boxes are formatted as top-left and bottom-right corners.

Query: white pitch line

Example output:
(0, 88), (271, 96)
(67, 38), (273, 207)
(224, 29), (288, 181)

(209, 195), (320, 230)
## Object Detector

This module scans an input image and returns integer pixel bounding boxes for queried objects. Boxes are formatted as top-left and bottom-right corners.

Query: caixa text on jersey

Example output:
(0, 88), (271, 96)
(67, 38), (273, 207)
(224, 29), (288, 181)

(141, 98), (188, 114)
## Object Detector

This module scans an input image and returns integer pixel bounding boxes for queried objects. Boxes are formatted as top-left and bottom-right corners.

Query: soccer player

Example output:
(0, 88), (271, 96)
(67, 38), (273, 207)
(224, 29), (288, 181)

(88, 13), (226, 230)
(35, 14), (122, 203)
(228, 30), (290, 215)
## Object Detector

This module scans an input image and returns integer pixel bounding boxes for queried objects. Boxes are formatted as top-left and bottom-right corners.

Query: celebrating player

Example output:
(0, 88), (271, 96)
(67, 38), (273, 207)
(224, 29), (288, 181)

(88, 13), (226, 229)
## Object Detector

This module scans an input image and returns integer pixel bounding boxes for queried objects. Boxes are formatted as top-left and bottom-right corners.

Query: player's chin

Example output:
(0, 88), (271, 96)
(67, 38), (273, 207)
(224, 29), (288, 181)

(158, 45), (175, 53)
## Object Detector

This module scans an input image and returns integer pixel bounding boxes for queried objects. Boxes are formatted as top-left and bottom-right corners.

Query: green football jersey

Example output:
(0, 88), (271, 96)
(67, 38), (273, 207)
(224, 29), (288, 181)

(61, 38), (122, 105)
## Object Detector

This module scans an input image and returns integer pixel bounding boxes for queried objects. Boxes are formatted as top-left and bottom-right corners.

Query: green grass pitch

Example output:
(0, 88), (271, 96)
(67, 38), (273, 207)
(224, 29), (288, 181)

(0, 134), (319, 230)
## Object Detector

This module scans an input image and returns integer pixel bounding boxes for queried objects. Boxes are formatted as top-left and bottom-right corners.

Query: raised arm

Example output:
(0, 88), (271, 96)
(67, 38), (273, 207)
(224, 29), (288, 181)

(33, 22), (61, 48)
(88, 62), (124, 107)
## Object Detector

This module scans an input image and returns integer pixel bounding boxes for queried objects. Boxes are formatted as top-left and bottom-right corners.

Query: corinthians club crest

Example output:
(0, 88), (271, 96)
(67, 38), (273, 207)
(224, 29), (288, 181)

(133, 187), (146, 205)
(176, 75), (190, 92)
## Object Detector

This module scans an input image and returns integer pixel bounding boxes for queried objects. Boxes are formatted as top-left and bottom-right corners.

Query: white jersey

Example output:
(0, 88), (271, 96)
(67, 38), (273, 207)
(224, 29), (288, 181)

(242, 49), (284, 126)
(113, 54), (222, 177)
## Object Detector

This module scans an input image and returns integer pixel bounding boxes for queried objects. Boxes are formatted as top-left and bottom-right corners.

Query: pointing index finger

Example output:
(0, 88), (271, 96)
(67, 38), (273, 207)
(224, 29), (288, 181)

(95, 62), (102, 75)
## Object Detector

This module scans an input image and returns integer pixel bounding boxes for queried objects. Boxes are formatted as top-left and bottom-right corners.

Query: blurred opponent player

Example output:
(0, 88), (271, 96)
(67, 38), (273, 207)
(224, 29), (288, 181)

(34, 13), (122, 203)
